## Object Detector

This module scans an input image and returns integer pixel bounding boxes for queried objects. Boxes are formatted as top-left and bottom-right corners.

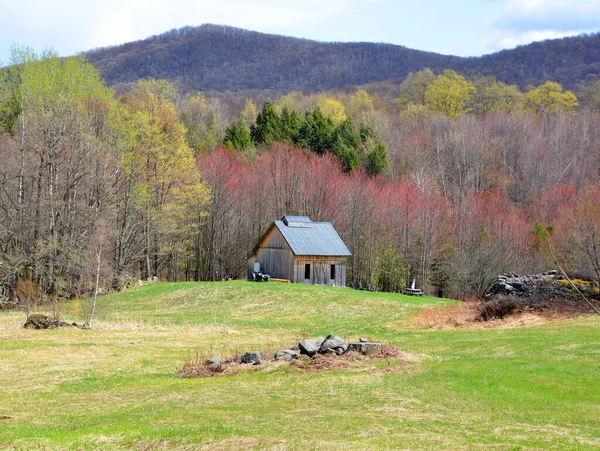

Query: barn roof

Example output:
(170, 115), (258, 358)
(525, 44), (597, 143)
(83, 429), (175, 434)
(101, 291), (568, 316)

(249, 216), (351, 257)
(278, 217), (352, 256)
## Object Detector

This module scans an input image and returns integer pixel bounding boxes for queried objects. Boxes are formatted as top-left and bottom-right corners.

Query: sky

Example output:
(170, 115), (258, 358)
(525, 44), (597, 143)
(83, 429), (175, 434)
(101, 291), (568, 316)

(1, 0), (599, 63)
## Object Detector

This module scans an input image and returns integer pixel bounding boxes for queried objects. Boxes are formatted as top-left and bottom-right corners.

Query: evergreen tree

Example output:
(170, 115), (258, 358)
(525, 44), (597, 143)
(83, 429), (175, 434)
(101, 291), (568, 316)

(365, 141), (388, 177)
(250, 99), (282, 145)
(332, 118), (362, 172)
(279, 106), (302, 143)
(335, 118), (361, 149)
(223, 117), (253, 151)
(297, 107), (336, 154)
(332, 137), (362, 172)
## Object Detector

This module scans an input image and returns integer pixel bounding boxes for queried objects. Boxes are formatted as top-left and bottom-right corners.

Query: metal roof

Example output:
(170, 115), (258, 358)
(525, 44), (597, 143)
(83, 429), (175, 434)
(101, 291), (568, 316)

(274, 220), (351, 256)
(282, 216), (312, 224)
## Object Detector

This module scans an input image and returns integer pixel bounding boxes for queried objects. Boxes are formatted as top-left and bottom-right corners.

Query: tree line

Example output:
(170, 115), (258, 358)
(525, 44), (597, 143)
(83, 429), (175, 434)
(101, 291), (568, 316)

(1, 49), (600, 303)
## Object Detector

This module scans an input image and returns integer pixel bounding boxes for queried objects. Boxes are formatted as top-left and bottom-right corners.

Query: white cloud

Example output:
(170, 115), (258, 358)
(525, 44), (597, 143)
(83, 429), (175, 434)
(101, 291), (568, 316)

(490, 29), (589, 50)
(0, 0), (376, 62)
(484, 0), (600, 52)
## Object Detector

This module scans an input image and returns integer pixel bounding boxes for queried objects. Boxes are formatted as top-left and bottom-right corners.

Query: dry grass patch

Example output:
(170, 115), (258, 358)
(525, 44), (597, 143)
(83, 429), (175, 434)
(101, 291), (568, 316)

(410, 302), (575, 330)
(411, 303), (478, 329)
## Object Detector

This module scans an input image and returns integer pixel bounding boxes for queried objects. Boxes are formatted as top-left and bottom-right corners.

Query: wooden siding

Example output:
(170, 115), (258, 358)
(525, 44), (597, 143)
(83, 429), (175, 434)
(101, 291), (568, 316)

(293, 256), (347, 287)
(248, 227), (295, 280)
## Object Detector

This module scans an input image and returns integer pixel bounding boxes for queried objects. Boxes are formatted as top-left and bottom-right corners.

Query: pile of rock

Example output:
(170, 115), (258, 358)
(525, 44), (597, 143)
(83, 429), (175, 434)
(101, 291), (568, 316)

(23, 314), (81, 329)
(200, 334), (383, 372)
(297, 334), (382, 357)
(485, 271), (572, 306)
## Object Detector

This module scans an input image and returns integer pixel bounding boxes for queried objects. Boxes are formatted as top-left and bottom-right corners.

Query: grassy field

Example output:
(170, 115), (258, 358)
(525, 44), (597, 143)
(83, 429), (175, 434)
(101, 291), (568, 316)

(0, 281), (599, 450)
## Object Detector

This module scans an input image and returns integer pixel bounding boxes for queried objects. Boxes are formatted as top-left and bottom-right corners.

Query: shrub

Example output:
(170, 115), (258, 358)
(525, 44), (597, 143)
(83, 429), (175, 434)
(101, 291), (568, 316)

(476, 295), (526, 321)
(15, 280), (41, 316)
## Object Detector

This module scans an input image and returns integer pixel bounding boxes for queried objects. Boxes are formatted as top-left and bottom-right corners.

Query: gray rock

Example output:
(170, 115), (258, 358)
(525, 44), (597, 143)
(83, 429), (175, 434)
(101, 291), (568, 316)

(298, 337), (325, 356)
(485, 270), (573, 306)
(349, 342), (382, 356)
(359, 337), (368, 343)
(205, 356), (221, 369)
(319, 334), (349, 355)
(274, 349), (300, 361)
(240, 351), (261, 364)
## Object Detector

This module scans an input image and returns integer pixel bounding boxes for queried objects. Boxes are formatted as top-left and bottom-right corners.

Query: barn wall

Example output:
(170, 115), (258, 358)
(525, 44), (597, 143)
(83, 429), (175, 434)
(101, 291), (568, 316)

(251, 227), (295, 280)
(293, 257), (347, 287)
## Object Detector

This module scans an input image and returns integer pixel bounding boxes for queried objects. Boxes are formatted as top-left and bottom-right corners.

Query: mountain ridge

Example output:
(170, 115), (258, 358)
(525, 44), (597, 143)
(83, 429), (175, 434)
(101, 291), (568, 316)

(84, 24), (600, 94)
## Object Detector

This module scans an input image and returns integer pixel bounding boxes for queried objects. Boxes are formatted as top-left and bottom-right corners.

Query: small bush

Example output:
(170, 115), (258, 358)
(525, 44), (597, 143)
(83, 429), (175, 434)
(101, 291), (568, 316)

(15, 280), (41, 315)
(477, 295), (526, 321)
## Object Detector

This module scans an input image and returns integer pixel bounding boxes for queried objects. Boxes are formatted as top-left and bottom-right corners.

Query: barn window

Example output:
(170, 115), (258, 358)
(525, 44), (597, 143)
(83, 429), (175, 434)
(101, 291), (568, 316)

(304, 264), (311, 280)
(330, 264), (336, 280)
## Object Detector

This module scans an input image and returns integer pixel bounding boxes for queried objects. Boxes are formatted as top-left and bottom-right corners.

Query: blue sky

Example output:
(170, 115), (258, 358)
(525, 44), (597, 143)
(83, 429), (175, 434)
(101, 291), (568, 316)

(1, 0), (599, 63)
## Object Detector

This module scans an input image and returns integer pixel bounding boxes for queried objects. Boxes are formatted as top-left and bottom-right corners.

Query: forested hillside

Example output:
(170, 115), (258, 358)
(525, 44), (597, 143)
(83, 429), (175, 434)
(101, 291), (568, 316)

(85, 25), (600, 94)
(86, 25), (460, 93)
(2, 48), (600, 305)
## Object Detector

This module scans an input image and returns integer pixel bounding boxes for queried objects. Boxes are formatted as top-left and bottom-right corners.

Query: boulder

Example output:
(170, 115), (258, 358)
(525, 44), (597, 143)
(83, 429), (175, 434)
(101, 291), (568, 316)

(298, 337), (325, 356)
(240, 351), (261, 365)
(205, 356), (221, 369)
(274, 349), (300, 361)
(319, 334), (349, 355)
(349, 342), (382, 356)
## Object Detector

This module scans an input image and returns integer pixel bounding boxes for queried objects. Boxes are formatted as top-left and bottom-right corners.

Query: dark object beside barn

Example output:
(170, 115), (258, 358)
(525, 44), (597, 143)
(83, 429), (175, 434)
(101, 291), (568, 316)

(248, 216), (351, 287)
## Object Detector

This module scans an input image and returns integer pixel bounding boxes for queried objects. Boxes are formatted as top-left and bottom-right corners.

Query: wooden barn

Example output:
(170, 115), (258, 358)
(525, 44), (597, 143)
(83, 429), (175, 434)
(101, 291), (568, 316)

(248, 216), (351, 286)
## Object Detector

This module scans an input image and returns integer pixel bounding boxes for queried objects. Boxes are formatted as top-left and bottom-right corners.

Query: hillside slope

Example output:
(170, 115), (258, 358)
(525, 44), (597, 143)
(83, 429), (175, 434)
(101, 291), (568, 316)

(1, 281), (599, 448)
(85, 25), (600, 94)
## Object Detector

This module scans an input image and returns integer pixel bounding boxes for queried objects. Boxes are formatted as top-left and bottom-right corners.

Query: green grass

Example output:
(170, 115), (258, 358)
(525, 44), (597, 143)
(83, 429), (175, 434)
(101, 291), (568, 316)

(1, 281), (599, 449)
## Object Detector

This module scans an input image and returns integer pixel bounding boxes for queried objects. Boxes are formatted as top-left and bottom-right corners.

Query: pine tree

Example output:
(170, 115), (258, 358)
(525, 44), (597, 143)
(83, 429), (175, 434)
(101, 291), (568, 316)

(224, 117), (253, 151)
(250, 99), (282, 145)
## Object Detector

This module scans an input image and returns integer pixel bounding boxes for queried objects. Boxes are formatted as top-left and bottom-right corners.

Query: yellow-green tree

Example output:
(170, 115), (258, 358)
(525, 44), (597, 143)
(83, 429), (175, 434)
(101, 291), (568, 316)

(1, 47), (117, 295)
(120, 80), (209, 279)
(424, 70), (475, 118)
(395, 68), (435, 110)
(178, 93), (219, 151)
(317, 95), (347, 124)
(471, 76), (524, 115)
(241, 99), (258, 126)
(525, 81), (579, 116)
(346, 89), (374, 121)
(277, 91), (303, 113)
